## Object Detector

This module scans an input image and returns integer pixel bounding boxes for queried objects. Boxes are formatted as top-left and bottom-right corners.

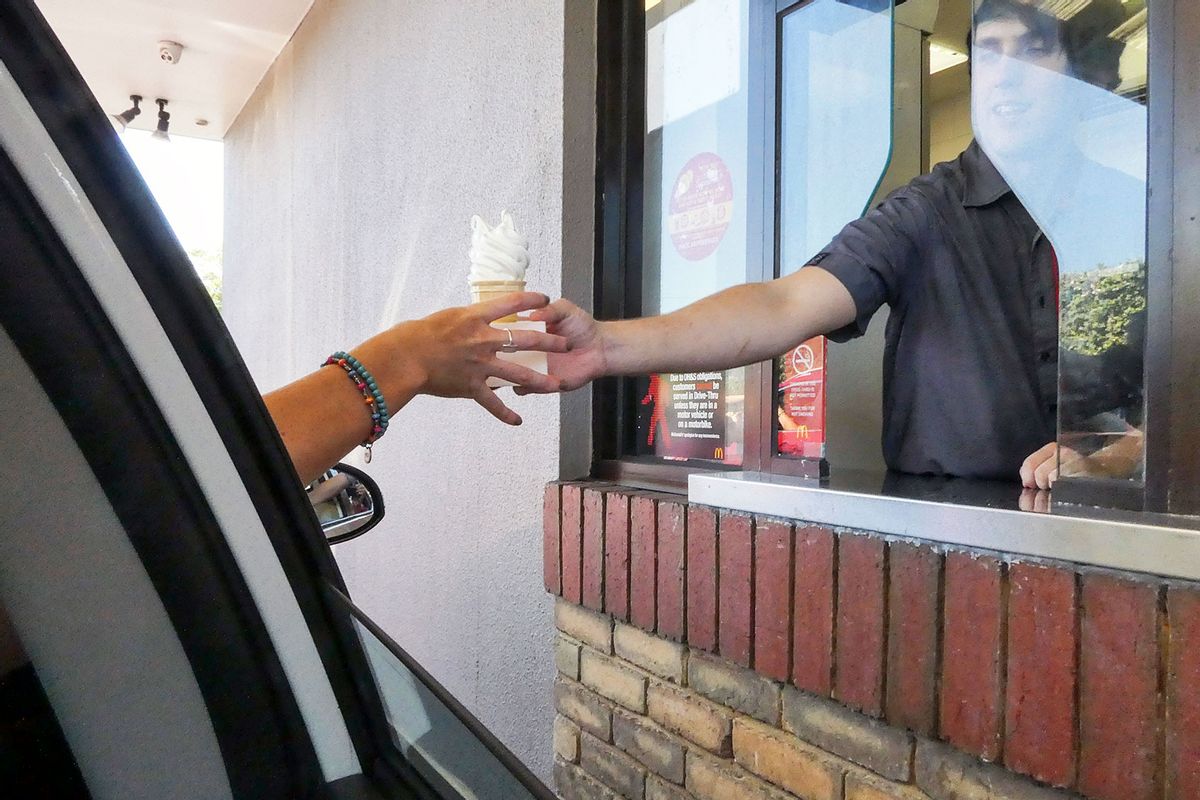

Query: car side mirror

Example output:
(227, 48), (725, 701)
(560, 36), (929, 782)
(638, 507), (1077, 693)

(306, 463), (385, 545)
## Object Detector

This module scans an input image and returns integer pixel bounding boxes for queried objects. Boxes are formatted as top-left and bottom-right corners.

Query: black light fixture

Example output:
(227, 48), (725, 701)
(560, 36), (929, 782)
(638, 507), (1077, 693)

(110, 94), (142, 132)
(150, 98), (170, 143)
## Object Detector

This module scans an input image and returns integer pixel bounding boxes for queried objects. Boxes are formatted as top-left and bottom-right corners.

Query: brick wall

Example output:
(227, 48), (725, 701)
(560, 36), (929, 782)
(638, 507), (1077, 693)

(543, 483), (1200, 800)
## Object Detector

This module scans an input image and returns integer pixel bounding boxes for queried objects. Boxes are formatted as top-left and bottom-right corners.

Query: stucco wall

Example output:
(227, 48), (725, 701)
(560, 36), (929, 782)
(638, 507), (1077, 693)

(224, 0), (584, 781)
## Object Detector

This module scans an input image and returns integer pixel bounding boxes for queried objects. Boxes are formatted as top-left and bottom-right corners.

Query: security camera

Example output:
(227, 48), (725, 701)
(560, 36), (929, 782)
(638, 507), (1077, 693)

(158, 41), (184, 65)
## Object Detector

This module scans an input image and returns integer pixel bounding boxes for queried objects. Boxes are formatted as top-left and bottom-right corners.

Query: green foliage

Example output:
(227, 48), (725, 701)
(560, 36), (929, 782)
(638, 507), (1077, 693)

(1060, 260), (1145, 355)
(187, 247), (223, 311)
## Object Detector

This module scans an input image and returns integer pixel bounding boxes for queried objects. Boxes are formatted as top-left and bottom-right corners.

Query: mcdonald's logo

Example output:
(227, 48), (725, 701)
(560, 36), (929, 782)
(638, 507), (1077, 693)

(714, 447), (724, 460)
(799, 425), (809, 437)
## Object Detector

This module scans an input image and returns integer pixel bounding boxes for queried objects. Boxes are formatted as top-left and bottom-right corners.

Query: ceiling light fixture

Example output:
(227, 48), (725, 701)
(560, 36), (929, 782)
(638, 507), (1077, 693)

(150, 98), (171, 143)
(929, 42), (969, 74)
(110, 94), (142, 132)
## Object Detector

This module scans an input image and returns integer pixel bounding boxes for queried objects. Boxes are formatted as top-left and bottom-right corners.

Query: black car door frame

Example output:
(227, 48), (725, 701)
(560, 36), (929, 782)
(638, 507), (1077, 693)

(0, 2), (555, 798)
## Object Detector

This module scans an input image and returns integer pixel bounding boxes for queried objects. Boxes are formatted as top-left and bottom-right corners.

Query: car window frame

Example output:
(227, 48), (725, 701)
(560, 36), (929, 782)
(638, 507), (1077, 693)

(0, 2), (557, 796)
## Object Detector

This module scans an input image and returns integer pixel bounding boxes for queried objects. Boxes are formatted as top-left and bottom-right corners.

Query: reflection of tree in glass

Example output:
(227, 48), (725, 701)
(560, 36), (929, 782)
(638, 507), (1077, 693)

(1060, 259), (1145, 355)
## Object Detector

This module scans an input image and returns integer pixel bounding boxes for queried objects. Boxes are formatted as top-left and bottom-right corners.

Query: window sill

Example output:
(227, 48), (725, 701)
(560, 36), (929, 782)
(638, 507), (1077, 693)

(688, 469), (1200, 580)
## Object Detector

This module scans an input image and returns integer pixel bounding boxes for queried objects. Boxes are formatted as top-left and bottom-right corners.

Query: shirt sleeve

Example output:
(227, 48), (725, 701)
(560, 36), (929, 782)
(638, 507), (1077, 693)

(802, 189), (925, 342)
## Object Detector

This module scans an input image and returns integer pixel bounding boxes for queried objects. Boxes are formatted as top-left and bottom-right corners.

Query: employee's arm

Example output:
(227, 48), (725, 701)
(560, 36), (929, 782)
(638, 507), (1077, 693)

(525, 267), (857, 390)
(1020, 426), (1145, 490)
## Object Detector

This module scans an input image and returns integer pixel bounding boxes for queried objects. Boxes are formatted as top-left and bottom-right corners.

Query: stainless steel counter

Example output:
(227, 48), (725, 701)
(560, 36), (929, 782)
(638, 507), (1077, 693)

(689, 470), (1200, 580)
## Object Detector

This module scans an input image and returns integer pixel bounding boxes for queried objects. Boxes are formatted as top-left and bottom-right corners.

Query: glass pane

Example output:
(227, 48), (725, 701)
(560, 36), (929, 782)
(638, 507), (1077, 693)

(775, 0), (894, 458)
(971, 0), (1148, 484)
(353, 617), (541, 800)
(636, 0), (753, 465)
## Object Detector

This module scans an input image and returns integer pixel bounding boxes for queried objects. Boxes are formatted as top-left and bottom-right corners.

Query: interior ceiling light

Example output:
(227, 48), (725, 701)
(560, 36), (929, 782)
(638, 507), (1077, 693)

(151, 98), (171, 143)
(929, 42), (969, 74)
(110, 94), (142, 132)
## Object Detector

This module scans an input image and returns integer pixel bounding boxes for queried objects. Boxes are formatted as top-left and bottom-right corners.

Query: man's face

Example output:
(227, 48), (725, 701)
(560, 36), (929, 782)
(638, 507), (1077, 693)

(971, 16), (1075, 159)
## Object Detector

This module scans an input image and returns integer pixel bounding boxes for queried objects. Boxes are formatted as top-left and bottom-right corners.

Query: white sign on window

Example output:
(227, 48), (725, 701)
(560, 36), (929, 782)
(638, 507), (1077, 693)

(646, 0), (742, 132)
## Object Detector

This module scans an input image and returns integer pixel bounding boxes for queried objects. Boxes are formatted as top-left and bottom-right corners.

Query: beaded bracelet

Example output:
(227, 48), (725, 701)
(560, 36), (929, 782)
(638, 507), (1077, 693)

(322, 351), (389, 462)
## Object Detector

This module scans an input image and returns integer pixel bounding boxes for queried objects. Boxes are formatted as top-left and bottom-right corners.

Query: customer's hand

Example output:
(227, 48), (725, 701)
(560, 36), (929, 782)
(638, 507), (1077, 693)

(266, 292), (569, 485)
(358, 292), (569, 425)
(516, 299), (609, 394)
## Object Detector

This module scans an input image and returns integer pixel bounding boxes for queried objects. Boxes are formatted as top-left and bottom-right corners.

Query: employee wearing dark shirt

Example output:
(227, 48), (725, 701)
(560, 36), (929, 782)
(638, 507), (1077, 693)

(812, 139), (1057, 479)
(528, 0), (1134, 488)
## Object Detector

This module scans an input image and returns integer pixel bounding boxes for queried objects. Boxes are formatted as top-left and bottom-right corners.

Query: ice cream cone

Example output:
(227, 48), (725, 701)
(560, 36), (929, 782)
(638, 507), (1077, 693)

(469, 279), (526, 322)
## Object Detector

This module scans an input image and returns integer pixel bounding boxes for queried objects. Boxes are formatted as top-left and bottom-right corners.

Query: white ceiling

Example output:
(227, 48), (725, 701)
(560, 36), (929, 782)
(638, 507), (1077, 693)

(35, 0), (314, 141)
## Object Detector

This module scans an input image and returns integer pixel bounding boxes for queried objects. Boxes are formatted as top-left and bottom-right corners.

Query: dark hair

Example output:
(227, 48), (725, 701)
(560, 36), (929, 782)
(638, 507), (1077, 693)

(971, 0), (1128, 91)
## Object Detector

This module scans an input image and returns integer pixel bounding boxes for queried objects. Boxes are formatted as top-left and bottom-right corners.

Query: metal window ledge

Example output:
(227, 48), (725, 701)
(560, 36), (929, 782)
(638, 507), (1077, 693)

(688, 469), (1200, 581)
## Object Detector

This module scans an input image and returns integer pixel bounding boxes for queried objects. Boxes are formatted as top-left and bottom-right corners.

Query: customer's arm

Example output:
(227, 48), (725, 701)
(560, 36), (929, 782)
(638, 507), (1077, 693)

(523, 266), (857, 391)
(265, 292), (568, 484)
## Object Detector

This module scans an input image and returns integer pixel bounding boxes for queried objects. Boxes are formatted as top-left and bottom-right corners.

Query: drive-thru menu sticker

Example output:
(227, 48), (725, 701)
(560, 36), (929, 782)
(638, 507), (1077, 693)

(777, 336), (826, 458)
(668, 152), (734, 261)
(643, 371), (730, 462)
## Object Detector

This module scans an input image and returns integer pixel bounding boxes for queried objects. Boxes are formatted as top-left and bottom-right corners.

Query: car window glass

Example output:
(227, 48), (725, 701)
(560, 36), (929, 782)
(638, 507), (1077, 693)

(353, 617), (542, 800)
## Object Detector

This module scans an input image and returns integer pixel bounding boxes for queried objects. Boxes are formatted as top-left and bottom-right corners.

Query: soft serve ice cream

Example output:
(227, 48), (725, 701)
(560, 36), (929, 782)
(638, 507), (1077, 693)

(468, 210), (529, 282)
(467, 211), (546, 385)
(468, 211), (529, 323)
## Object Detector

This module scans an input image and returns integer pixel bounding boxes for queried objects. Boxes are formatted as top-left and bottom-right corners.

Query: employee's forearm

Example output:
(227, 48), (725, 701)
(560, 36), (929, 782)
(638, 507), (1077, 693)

(599, 270), (852, 375)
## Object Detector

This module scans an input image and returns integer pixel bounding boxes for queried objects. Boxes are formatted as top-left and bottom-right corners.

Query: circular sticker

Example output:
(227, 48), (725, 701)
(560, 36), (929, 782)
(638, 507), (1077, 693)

(668, 152), (733, 262)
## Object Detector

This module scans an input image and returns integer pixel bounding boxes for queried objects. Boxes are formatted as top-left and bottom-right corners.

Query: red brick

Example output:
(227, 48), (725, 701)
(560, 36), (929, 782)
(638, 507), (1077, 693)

(544, 484), (562, 595)
(562, 485), (584, 604)
(1077, 574), (1159, 800)
(835, 533), (887, 717)
(604, 492), (631, 621)
(1004, 562), (1078, 788)
(687, 506), (718, 652)
(792, 525), (835, 695)
(1167, 587), (1200, 800)
(582, 489), (606, 611)
(630, 495), (658, 631)
(886, 542), (941, 735)
(656, 500), (687, 641)
(754, 519), (793, 681)
(718, 512), (754, 668)
(939, 552), (1005, 761)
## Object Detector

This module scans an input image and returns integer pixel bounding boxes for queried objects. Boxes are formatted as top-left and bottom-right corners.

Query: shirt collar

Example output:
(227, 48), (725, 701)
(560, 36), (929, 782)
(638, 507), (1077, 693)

(961, 140), (1013, 208)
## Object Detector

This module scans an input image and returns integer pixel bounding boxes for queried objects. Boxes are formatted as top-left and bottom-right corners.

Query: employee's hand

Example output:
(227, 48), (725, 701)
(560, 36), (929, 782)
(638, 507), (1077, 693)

(517, 299), (610, 393)
(1018, 487), (1052, 513)
(377, 292), (570, 421)
(1019, 441), (1083, 489)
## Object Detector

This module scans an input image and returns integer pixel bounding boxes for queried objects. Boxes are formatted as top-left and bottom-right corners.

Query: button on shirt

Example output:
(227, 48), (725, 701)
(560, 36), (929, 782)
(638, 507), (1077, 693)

(813, 141), (1059, 479)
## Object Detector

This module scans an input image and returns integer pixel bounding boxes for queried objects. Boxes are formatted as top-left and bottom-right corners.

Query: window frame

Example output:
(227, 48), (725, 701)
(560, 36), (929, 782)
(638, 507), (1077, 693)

(1138, 0), (1200, 515)
(593, 0), (810, 493)
(593, 0), (1200, 517)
